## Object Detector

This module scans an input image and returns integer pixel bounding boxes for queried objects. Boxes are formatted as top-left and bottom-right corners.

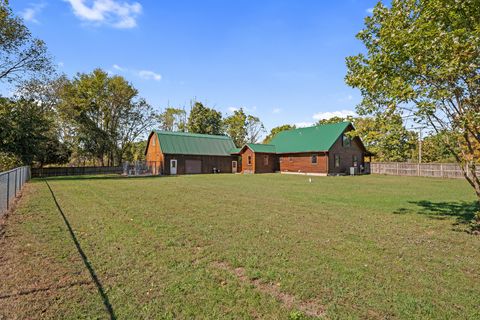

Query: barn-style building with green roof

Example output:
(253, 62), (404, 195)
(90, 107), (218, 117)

(145, 122), (369, 175)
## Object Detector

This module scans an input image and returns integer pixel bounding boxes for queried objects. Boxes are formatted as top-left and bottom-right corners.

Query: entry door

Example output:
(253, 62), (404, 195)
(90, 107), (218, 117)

(170, 159), (177, 175)
(232, 161), (238, 173)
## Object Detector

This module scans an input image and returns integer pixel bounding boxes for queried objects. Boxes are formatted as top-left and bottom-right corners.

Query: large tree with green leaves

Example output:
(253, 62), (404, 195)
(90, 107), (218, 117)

(0, 97), (69, 167)
(157, 107), (186, 132)
(346, 0), (480, 200)
(187, 102), (223, 135)
(0, 0), (52, 83)
(58, 69), (157, 166)
(224, 108), (248, 147)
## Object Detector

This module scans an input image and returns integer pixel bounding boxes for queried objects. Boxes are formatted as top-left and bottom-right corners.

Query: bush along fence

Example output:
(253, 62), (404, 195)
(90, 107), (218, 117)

(0, 166), (31, 215)
(371, 162), (479, 179)
(31, 166), (123, 178)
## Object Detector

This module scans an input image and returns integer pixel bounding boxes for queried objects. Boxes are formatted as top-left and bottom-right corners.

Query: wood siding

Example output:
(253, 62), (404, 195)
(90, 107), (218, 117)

(278, 153), (328, 174)
(328, 134), (365, 174)
(241, 148), (255, 173)
(163, 154), (235, 175)
(145, 133), (164, 174)
(254, 152), (277, 173)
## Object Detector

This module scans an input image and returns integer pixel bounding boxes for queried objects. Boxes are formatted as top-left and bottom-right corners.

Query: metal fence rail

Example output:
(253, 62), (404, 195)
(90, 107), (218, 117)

(371, 162), (479, 179)
(0, 166), (31, 216)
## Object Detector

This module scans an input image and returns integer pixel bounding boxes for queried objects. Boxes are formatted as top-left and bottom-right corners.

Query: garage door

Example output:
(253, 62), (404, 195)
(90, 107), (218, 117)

(185, 160), (202, 174)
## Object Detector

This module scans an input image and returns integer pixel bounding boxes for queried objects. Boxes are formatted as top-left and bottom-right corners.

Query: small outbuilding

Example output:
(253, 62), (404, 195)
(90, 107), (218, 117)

(145, 131), (238, 175)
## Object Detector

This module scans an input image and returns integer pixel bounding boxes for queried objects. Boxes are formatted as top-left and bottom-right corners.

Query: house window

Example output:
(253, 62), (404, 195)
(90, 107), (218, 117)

(247, 155), (252, 165)
(311, 154), (317, 164)
(264, 155), (269, 166)
(334, 155), (340, 168)
(342, 134), (351, 147)
(353, 155), (358, 167)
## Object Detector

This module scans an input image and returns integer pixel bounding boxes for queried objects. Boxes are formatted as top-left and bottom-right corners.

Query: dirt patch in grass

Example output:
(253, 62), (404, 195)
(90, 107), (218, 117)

(211, 261), (325, 318)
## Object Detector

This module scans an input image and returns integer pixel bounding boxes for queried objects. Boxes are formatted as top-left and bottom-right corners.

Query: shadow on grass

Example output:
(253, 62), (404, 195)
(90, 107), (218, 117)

(394, 200), (479, 226)
(45, 180), (116, 320)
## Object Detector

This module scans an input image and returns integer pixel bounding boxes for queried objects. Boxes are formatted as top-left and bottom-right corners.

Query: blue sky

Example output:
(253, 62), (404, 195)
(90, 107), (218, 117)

(12, 0), (378, 132)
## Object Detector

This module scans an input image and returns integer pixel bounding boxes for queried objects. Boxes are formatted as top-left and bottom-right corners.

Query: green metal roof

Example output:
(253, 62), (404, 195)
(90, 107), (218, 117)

(245, 143), (276, 153)
(153, 131), (235, 156)
(229, 147), (242, 154)
(269, 122), (351, 153)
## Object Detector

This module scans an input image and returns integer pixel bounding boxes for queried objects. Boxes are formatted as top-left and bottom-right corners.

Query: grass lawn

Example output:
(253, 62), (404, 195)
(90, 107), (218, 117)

(1, 174), (479, 319)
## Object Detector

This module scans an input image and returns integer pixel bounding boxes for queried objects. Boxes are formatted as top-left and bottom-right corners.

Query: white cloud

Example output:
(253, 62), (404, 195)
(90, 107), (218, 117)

(366, 8), (374, 14)
(113, 64), (125, 71)
(272, 108), (281, 114)
(312, 110), (357, 121)
(228, 107), (238, 113)
(58, 61), (65, 67)
(65, 0), (142, 29)
(295, 122), (314, 128)
(21, 3), (46, 23)
(138, 70), (162, 81)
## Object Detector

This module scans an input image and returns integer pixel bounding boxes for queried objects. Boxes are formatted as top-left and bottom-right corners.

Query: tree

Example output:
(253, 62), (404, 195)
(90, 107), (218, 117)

(0, 97), (68, 166)
(58, 69), (157, 166)
(412, 131), (456, 163)
(0, 0), (52, 83)
(157, 107), (186, 132)
(224, 108), (247, 147)
(352, 114), (416, 162)
(187, 102), (223, 135)
(316, 116), (351, 125)
(314, 115), (415, 161)
(263, 124), (295, 144)
(245, 115), (265, 143)
(346, 0), (480, 201)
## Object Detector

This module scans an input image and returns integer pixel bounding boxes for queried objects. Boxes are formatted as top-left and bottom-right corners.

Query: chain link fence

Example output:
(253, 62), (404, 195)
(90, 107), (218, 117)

(0, 166), (31, 216)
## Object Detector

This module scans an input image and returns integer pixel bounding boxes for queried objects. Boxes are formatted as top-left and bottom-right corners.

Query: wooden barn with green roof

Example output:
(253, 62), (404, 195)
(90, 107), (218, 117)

(145, 131), (239, 175)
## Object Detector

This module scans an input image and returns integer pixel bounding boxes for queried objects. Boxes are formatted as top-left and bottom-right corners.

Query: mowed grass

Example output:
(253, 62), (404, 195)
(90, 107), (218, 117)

(1, 174), (480, 319)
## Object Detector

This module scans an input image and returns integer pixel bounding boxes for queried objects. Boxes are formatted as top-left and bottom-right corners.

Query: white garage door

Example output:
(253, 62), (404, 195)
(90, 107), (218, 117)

(185, 160), (202, 174)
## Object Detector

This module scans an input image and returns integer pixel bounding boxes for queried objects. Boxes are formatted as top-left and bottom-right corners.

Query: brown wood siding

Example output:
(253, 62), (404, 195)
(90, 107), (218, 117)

(241, 148), (255, 173)
(163, 154), (236, 175)
(254, 152), (277, 173)
(145, 133), (164, 174)
(328, 134), (365, 174)
(278, 152), (328, 173)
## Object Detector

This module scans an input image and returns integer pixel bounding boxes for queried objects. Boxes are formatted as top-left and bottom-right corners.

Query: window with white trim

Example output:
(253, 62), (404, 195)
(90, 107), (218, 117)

(264, 155), (269, 166)
(311, 154), (317, 164)
(334, 155), (340, 168)
(247, 155), (252, 165)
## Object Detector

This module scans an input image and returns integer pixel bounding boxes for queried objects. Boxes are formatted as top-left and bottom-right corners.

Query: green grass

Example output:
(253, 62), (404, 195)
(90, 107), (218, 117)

(1, 174), (480, 319)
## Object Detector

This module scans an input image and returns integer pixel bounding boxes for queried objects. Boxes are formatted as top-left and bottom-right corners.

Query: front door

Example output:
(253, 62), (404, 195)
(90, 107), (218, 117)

(232, 161), (237, 173)
(170, 159), (177, 175)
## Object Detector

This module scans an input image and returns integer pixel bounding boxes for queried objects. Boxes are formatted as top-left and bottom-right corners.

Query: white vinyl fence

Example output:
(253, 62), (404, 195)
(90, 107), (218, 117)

(0, 166), (31, 216)
(370, 162), (478, 179)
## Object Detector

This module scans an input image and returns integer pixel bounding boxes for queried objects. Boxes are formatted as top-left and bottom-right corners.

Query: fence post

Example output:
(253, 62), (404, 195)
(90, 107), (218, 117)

(396, 162), (399, 175)
(6, 172), (10, 210)
(14, 169), (17, 196)
(418, 163), (420, 176)
(440, 164), (443, 178)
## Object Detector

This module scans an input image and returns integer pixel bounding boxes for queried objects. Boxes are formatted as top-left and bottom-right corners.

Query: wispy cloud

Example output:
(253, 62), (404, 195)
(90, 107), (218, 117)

(110, 64), (162, 81)
(21, 3), (46, 23)
(366, 8), (374, 14)
(65, 0), (142, 29)
(272, 108), (281, 114)
(312, 110), (356, 121)
(58, 61), (65, 67)
(228, 107), (238, 113)
(138, 70), (162, 81)
(113, 64), (126, 71)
